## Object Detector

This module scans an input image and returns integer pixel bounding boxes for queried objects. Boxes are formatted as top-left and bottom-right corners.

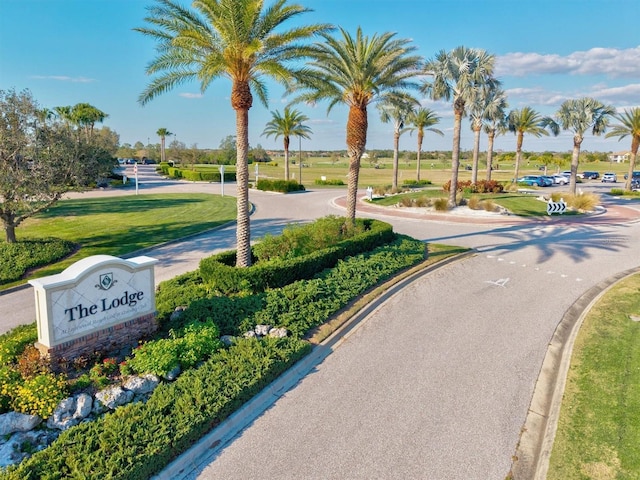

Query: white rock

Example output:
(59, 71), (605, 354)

(0, 412), (42, 436)
(123, 374), (160, 395)
(254, 324), (271, 336)
(94, 386), (135, 410)
(268, 327), (288, 338)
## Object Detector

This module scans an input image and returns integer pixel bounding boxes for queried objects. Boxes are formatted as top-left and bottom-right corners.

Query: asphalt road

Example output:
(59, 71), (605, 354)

(3, 165), (640, 478)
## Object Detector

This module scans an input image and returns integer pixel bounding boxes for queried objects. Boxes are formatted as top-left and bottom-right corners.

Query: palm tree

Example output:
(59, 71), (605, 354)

(605, 108), (640, 191)
(407, 108), (443, 182)
(482, 98), (508, 181)
(551, 97), (616, 194)
(70, 103), (108, 140)
(156, 127), (173, 163)
(377, 93), (419, 190)
(422, 46), (497, 207)
(288, 27), (422, 224)
(136, 0), (330, 267)
(469, 86), (507, 184)
(507, 107), (551, 184)
(262, 107), (311, 181)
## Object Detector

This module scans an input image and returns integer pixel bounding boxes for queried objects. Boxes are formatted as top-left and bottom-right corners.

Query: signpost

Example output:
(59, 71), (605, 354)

(134, 163), (139, 195)
(219, 165), (225, 197)
(547, 198), (567, 215)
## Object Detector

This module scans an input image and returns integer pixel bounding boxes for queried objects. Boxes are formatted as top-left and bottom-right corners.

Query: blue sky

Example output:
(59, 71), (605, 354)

(1, 0), (639, 153)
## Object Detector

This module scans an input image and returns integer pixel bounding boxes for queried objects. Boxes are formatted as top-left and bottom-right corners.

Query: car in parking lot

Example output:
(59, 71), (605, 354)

(551, 174), (568, 185)
(631, 179), (640, 191)
(624, 171), (640, 180)
(581, 171), (599, 180)
(517, 175), (552, 187)
(601, 172), (617, 183)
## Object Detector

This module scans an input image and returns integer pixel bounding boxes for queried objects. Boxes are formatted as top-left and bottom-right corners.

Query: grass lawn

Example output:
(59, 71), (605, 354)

(547, 273), (640, 479)
(6, 193), (236, 284)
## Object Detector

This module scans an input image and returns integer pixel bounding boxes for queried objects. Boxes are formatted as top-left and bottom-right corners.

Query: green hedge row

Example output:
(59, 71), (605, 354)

(256, 179), (304, 193)
(159, 163), (236, 182)
(199, 219), (395, 294)
(3, 337), (311, 480)
(0, 238), (76, 285)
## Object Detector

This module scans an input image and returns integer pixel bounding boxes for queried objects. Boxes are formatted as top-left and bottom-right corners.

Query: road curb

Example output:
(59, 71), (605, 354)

(153, 250), (475, 480)
(510, 266), (640, 479)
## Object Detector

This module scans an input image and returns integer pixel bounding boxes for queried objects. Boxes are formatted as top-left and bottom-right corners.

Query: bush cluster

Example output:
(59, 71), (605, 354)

(402, 179), (432, 187)
(199, 218), (395, 294)
(0, 238), (76, 285)
(314, 178), (345, 186)
(442, 179), (504, 194)
(158, 163), (236, 182)
(256, 179), (304, 193)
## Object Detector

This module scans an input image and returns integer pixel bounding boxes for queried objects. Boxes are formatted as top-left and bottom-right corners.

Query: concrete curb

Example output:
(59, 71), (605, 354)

(510, 266), (640, 479)
(153, 250), (475, 480)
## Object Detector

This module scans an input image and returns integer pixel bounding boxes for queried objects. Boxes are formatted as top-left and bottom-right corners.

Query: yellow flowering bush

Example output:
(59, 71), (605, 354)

(11, 373), (68, 418)
(0, 366), (20, 412)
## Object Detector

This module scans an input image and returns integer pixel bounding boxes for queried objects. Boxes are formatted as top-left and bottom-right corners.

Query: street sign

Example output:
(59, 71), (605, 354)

(547, 198), (566, 215)
(133, 164), (138, 174)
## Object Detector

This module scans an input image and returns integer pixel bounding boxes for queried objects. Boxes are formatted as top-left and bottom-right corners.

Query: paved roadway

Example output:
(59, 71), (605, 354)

(3, 166), (640, 479)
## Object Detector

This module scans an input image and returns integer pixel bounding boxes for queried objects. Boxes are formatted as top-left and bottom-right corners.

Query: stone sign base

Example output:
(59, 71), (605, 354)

(35, 313), (157, 366)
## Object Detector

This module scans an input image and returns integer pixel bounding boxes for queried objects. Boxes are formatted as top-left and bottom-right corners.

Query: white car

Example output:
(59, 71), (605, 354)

(551, 174), (568, 185)
(601, 172), (617, 183)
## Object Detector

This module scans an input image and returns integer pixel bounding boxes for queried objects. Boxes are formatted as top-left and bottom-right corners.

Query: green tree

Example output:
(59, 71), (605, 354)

(507, 106), (552, 183)
(605, 108), (640, 191)
(289, 26), (422, 223)
(70, 103), (108, 140)
(377, 93), (419, 190)
(407, 108), (443, 182)
(136, 0), (330, 267)
(0, 89), (115, 243)
(156, 127), (173, 163)
(422, 46), (497, 206)
(549, 97), (616, 193)
(262, 107), (311, 180)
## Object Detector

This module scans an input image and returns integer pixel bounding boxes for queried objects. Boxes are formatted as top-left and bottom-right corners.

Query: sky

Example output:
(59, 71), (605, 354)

(1, 0), (639, 154)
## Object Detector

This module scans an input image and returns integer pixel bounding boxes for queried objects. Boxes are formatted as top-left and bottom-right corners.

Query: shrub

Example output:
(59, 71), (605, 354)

(11, 373), (68, 418)
(0, 238), (76, 284)
(399, 197), (414, 207)
(414, 196), (431, 208)
(482, 199), (497, 212)
(442, 179), (503, 194)
(402, 179), (432, 187)
(256, 179), (304, 193)
(0, 324), (38, 365)
(433, 198), (449, 211)
(16, 345), (50, 379)
(314, 178), (345, 186)
(566, 192), (600, 211)
(467, 196), (481, 210)
(610, 188), (625, 196)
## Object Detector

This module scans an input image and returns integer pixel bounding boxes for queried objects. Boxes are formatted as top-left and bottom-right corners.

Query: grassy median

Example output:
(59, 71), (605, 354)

(548, 273), (640, 479)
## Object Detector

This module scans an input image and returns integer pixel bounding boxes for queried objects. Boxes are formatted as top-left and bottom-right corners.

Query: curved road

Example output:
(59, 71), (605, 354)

(3, 165), (640, 479)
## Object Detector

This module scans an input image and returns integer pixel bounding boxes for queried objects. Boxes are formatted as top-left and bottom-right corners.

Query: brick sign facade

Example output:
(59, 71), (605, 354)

(28, 255), (158, 362)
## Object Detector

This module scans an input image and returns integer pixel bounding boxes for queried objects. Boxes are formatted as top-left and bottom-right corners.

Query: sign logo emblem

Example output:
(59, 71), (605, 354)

(96, 273), (116, 290)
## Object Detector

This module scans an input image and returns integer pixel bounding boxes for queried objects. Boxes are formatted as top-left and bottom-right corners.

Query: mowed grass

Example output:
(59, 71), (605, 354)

(547, 274), (640, 479)
(12, 193), (237, 279)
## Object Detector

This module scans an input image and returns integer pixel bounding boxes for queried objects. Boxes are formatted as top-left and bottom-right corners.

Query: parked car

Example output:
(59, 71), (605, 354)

(623, 171), (640, 180)
(561, 171), (572, 178)
(581, 171), (599, 179)
(551, 174), (568, 185)
(541, 175), (557, 186)
(517, 175), (552, 187)
(601, 172), (617, 183)
(631, 178), (640, 191)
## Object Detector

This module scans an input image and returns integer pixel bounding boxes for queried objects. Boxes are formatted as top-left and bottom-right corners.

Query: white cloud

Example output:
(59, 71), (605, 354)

(496, 46), (640, 78)
(30, 75), (95, 83)
(504, 87), (570, 106)
(587, 83), (640, 103)
(178, 92), (203, 99)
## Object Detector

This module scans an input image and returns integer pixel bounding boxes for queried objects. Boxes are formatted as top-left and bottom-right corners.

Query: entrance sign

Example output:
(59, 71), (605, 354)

(29, 255), (158, 361)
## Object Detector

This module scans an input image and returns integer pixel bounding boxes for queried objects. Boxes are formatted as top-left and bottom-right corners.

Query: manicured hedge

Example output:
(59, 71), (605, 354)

(256, 179), (304, 193)
(199, 219), (395, 294)
(0, 238), (76, 285)
(161, 165), (236, 182)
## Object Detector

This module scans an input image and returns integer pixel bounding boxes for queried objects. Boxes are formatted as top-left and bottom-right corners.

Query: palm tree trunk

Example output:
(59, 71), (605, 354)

(625, 138), (638, 191)
(283, 136), (290, 181)
(486, 130), (495, 181)
(449, 103), (464, 207)
(392, 130), (400, 191)
(232, 80), (253, 268)
(513, 132), (524, 184)
(472, 126), (481, 184)
(161, 137), (165, 162)
(345, 104), (368, 224)
(416, 131), (423, 182)
(569, 135), (582, 195)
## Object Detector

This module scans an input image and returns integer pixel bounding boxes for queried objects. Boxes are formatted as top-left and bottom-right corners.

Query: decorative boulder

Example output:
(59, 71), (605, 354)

(243, 330), (257, 338)
(123, 374), (160, 395)
(254, 324), (271, 336)
(0, 412), (42, 436)
(163, 365), (181, 382)
(268, 327), (288, 338)
(94, 386), (135, 411)
(170, 306), (187, 322)
(220, 335), (234, 346)
(46, 394), (93, 431)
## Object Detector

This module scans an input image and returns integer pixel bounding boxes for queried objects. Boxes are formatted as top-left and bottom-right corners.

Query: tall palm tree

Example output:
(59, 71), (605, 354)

(156, 127), (173, 163)
(605, 108), (640, 191)
(262, 106), (311, 181)
(551, 97), (616, 194)
(482, 100), (508, 181)
(469, 86), (507, 184)
(407, 108), (443, 182)
(288, 27), (422, 224)
(70, 103), (108, 140)
(422, 46), (497, 207)
(377, 93), (419, 191)
(136, 0), (330, 267)
(507, 107), (551, 184)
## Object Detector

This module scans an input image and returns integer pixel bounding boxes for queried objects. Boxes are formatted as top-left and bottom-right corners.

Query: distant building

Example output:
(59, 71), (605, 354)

(608, 151), (630, 163)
